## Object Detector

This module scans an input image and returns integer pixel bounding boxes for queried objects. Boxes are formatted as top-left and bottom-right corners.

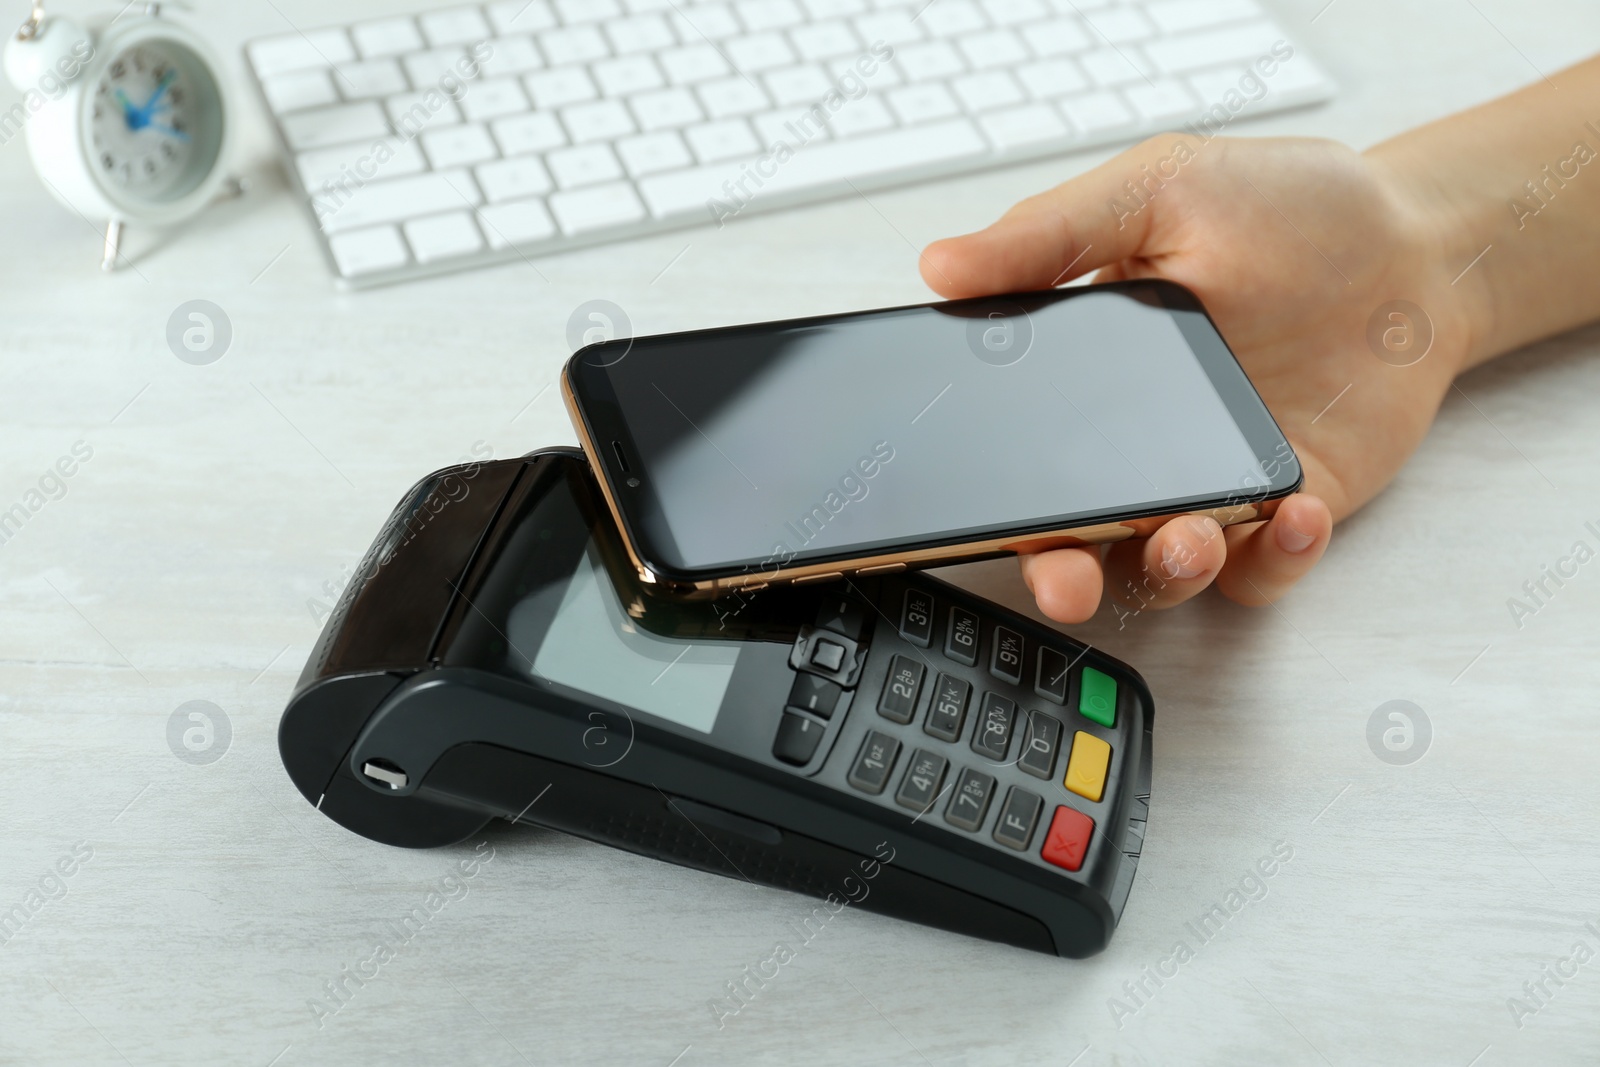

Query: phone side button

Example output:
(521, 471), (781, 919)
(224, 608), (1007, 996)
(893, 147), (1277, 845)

(855, 562), (906, 576)
(791, 571), (845, 586)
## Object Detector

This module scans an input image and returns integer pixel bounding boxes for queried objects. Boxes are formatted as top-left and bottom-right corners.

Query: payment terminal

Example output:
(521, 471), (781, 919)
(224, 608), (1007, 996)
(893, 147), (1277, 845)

(279, 448), (1154, 957)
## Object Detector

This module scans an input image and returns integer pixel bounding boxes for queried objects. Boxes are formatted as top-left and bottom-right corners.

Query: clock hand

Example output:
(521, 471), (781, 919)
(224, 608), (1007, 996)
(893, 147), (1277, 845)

(114, 88), (144, 128)
(147, 121), (190, 142)
(140, 69), (177, 115)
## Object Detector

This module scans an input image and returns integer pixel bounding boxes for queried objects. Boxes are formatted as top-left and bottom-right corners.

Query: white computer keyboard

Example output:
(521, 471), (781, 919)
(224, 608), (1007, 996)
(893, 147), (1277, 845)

(245, 0), (1334, 288)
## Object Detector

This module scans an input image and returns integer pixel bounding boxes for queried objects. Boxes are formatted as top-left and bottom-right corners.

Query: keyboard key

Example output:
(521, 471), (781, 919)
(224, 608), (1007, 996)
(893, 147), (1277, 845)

(847, 731), (901, 794)
(878, 655), (925, 724)
(606, 13), (675, 54)
(461, 77), (531, 121)
(827, 94), (894, 136)
(773, 711), (826, 765)
(1064, 730), (1111, 802)
(1144, 20), (1281, 75)
(970, 692), (1017, 761)
(1058, 89), (1135, 134)
(1082, 6), (1154, 43)
(339, 59), (408, 101)
(788, 672), (844, 718)
(318, 169), (481, 234)
(944, 607), (979, 666)
(419, 7), (491, 46)
(478, 36), (545, 78)
(328, 225), (409, 276)
(476, 156), (554, 201)
(525, 66), (599, 108)
(899, 589), (934, 647)
(990, 627), (1023, 684)
(1146, 0), (1263, 34)
(280, 102), (389, 151)
(1040, 805), (1094, 871)
(960, 29), (1028, 70)
(992, 786), (1043, 850)
(1020, 17), (1091, 57)
(249, 30), (355, 78)
(894, 749), (949, 813)
(754, 107), (830, 147)
(1035, 647), (1070, 704)
(669, 4), (741, 40)
(261, 70), (336, 114)
(594, 55), (665, 96)
(403, 211), (484, 263)
(659, 44), (731, 84)
(952, 70), (1026, 113)
(921, 0), (987, 36)
(562, 98), (637, 143)
(296, 138), (425, 192)
(943, 767), (995, 831)
(685, 118), (760, 162)
(1079, 48), (1150, 87)
(350, 18), (423, 59)
(548, 181), (647, 233)
(547, 143), (624, 187)
(981, 0), (1047, 26)
(478, 198), (558, 246)
(725, 32), (797, 72)
(1125, 79), (1198, 123)
(1017, 58), (1088, 98)
(1018, 710), (1063, 779)
(616, 130), (692, 176)
(556, 0), (620, 21)
(923, 673), (970, 742)
(403, 47), (481, 88)
(887, 83), (959, 124)
(698, 76), (771, 118)
(387, 91), (462, 134)
(896, 41), (965, 82)
(630, 86), (705, 129)
(540, 25), (610, 64)
(790, 19), (860, 60)
(854, 10), (924, 46)
(738, 0), (805, 31)
(492, 111), (567, 155)
(1078, 665), (1117, 727)
(421, 123), (499, 168)
(487, 0), (557, 35)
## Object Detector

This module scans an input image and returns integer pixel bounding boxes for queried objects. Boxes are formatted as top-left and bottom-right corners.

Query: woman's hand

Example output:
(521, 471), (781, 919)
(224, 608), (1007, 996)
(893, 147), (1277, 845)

(921, 134), (1473, 623)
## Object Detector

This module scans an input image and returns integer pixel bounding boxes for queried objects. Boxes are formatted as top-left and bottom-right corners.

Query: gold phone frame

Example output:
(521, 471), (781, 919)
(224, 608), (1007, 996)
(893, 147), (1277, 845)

(563, 370), (1291, 601)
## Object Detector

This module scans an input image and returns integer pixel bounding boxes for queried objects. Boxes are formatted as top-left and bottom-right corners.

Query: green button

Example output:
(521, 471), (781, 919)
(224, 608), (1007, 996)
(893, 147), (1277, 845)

(1078, 667), (1117, 727)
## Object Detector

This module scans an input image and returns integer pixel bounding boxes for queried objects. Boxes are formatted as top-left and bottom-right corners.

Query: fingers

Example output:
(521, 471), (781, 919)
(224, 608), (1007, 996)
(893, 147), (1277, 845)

(919, 138), (1173, 298)
(1102, 515), (1229, 615)
(1213, 494), (1333, 606)
(1019, 546), (1104, 624)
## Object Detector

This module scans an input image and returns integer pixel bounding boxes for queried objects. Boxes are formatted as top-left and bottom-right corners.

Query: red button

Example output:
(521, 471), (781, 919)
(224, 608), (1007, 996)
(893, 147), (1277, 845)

(1040, 806), (1094, 871)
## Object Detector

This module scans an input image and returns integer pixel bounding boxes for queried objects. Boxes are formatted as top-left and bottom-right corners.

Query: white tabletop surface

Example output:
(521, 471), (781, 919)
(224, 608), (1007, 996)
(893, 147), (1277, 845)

(5, 1), (1600, 1064)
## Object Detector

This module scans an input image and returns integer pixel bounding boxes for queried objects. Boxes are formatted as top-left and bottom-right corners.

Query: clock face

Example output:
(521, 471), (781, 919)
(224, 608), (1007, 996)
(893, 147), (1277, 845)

(87, 41), (219, 202)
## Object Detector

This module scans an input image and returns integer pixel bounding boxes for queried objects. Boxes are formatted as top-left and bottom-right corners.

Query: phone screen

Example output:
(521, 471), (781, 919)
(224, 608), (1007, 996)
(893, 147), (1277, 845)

(570, 283), (1297, 577)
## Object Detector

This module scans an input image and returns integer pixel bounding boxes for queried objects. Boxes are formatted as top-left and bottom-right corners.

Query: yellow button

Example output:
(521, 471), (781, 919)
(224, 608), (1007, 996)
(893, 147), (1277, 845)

(1064, 731), (1111, 803)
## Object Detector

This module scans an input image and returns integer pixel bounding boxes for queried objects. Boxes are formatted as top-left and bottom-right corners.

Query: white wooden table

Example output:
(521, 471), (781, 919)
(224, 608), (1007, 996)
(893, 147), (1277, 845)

(4, 1), (1599, 1063)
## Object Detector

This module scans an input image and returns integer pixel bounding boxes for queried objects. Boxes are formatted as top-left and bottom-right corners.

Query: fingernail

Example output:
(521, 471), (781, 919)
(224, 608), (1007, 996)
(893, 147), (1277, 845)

(1276, 520), (1317, 554)
(1184, 516), (1223, 543)
(1160, 539), (1205, 580)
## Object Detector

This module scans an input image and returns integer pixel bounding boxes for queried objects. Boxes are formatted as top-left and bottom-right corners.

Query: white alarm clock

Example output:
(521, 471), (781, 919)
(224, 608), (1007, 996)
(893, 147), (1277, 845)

(4, 2), (238, 270)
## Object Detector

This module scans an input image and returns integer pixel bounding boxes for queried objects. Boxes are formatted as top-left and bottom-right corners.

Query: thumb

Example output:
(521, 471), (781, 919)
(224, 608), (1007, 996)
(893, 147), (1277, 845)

(919, 138), (1176, 298)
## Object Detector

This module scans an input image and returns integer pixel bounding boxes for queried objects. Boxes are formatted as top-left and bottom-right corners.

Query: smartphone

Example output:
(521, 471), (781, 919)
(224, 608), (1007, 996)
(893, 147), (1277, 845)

(562, 280), (1301, 598)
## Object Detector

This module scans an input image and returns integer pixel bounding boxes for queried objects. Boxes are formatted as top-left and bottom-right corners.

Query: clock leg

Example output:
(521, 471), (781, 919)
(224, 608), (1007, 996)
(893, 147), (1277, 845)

(100, 219), (124, 273)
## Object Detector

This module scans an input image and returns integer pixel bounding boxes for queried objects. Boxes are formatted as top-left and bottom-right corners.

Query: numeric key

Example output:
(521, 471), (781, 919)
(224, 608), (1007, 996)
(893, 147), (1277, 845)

(943, 767), (995, 831)
(945, 606), (979, 666)
(923, 673), (970, 742)
(970, 692), (1016, 761)
(877, 655), (924, 723)
(847, 731), (901, 794)
(894, 749), (948, 813)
